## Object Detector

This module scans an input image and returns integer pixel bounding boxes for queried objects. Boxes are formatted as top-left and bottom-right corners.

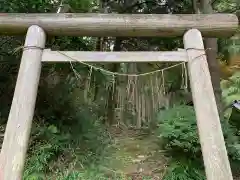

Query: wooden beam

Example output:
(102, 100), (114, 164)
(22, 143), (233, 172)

(184, 29), (233, 180)
(0, 13), (238, 37)
(41, 49), (188, 62)
(0, 25), (46, 180)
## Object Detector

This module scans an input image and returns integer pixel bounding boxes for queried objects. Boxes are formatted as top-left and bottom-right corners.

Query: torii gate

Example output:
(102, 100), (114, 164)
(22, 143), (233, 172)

(0, 13), (239, 180)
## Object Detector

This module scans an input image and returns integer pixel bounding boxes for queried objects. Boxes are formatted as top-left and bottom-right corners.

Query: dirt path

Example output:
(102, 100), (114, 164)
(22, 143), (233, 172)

(103, 127), (169, 179)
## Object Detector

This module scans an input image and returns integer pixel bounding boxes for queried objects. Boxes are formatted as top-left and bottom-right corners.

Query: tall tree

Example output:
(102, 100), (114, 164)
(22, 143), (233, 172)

(193, 0), (223, 114)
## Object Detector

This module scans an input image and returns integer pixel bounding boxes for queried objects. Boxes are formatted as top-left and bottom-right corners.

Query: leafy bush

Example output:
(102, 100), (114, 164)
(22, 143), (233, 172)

(22, 68), (113, 179)
(156, 105), (201, 158)
(163, 159), (205, 180)
(156, 105), (240, 161)
(157, 105), (240, 179)
(24, 112), (111, 179)
(24, 124), (70, 180)
(221, 72), (240, 107)
(221, 72), (240, 129)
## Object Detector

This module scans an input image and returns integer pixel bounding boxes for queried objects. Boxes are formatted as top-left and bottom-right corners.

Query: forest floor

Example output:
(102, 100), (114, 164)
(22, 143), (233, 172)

(1, 124), (240, 180)
(0, 124), (169, 180)
(102, 126), (169, 179)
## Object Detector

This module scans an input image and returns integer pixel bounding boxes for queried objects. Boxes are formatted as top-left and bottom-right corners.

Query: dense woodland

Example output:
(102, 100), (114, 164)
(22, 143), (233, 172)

(0, 0), (240, 179)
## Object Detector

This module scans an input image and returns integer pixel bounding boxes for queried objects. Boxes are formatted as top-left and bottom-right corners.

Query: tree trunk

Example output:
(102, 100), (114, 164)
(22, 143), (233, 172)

(204, 38), (223, 114)
(193, 0), (223, 114)
(93, 0), (108, 102)
(106, 38), (122, 125)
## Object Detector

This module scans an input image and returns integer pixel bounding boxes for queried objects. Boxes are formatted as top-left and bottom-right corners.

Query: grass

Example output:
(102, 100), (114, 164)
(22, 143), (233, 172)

(23, 125), (168, 180)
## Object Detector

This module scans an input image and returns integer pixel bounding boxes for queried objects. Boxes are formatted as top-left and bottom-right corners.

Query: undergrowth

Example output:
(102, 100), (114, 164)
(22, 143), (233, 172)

(221, 72), (240, 130)
(163, 159), (205, 180)
(14, 72), (240, 179)
(221, 72), (240, 107)
(156, 105), (240, 180)
(23, 78), (113, 180)
(23, 118), (111, 180)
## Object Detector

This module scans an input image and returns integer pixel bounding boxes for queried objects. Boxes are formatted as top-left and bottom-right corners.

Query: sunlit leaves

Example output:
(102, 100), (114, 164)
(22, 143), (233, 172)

(213, 0), (239, 13)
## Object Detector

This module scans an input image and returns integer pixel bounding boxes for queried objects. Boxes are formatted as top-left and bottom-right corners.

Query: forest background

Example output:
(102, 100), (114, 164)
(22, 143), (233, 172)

(0, 0), (240, 179)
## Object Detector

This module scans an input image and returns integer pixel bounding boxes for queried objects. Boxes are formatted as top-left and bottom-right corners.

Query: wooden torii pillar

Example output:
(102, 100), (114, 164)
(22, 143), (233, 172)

(0, 13), (239, 180)
(184, 29), (233, 180)
(0, 25), (46, 180)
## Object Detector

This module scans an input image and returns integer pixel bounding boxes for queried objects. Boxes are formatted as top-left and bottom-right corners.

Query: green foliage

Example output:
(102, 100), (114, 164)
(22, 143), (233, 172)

(23, 117), (111, 179)
(24, 124), (69, 179)
(1, 0), (54, 13)
(221, 120), (240, 161)
(218, 34), (240, 62)
(23, 90), (111, 179)
(221, 72), (240, 106)
(156, 105), (240, 160)
(67, 0), (95, 12)
(157, 105), (240, 179)
(214, 0), (239, 13)
(216, 0), (240, 61)
(0, 0), (97, 121)
(157, 105), (201, 157)
(57, 171), (82, 180)
(58, 168), (108, 180)
(0, 0), (239, 179)
(221, 72), (240, 127)
(163, 160), (205, 180)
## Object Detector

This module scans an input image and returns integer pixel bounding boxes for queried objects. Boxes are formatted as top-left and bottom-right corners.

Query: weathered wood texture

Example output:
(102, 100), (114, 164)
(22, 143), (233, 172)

(0, 25), (46, 180)
(0, 13), (238, 37)
(184, 29), (233, 180)
(42, 49), (188, 62)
